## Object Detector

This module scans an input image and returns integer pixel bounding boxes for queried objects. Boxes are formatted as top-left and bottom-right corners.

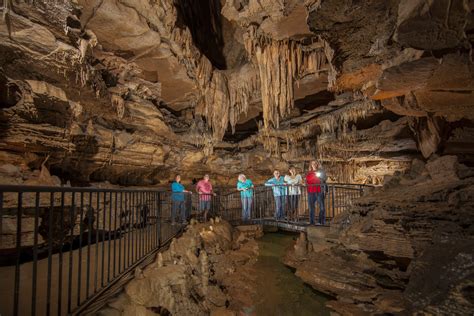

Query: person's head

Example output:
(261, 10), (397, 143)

(238, 174), (246, 182)
(273, 170), (280, 179)
(310, 160), (320, 171)
(289, 166), (296, 175)
(203, 174), (210, 182)
(175, 174), (181, 183)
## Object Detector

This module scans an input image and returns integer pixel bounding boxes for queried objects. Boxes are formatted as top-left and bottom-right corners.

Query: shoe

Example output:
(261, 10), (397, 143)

(182, 221), (188, 225)
(171, 222), (176, 226)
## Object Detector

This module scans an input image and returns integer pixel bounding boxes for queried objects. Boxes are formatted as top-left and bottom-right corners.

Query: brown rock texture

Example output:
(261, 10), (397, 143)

(1, 1), (474, 313)
(0, 0), (471, 186)
(98, 220), (261, 315)
(285, 156), (474, 314)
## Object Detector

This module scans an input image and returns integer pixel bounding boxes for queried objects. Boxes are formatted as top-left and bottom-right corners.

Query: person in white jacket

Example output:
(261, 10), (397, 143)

(284, 166), (303, 221)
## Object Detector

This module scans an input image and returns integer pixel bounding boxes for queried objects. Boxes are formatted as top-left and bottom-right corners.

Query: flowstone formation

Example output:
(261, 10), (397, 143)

(285, 155), (474, 315)
(1, 0), (472, 186)
(99, 220), (262, 316)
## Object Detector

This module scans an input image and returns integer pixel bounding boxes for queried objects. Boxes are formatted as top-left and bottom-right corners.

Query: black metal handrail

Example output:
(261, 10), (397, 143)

(0, 186), (181, 316)
(0, 183), (365, 315)
(213, 184), (367, 225)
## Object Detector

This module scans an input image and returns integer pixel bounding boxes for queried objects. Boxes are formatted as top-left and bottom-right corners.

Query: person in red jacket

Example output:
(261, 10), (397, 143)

(306, 160), (327, 225)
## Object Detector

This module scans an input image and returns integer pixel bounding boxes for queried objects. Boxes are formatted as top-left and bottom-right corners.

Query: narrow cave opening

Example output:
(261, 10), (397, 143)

(0, 75), (21, 108)
(351, 109), (404, 130)
(175, 0), (227, 70)
(295, 90), (336, 112)
(222, 113), (262, 143)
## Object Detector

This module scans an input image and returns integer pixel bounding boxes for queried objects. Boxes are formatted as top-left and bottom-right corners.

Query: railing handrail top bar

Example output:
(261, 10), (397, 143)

(0, 182), (375, 194)
(0, 184), (167, 193)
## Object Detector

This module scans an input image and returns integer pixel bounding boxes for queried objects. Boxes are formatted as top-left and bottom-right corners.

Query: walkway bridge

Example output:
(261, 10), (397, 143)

(0, 183), (366, 315)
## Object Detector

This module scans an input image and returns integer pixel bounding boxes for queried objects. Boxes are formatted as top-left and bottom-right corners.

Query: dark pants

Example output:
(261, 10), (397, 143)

(172, 200), (186, 223)
(274, 195), (286, 220)
(308, 192), (326, 225)
(288, 195), (299, 219)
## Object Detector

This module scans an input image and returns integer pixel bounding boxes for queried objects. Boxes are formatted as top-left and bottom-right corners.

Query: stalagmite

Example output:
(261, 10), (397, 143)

(200, 250), (209, 295)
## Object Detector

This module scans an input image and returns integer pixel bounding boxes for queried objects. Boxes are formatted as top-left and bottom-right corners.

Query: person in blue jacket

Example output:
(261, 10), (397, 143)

(171, 175), (191, 225)
(237, 174), (254, 221)
(265, 170), (287, 220)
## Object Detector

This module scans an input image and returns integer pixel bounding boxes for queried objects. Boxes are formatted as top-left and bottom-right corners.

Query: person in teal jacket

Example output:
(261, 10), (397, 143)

(171, 175), (191, 225)
(237, 174), (254, 221)
(265, 170), (287, 220)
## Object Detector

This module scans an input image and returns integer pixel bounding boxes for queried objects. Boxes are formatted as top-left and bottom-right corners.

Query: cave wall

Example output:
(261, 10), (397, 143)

(0, 0), (473, 187)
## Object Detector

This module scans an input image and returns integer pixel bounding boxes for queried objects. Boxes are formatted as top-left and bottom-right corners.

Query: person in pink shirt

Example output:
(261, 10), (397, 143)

(196, 174), (215, 222)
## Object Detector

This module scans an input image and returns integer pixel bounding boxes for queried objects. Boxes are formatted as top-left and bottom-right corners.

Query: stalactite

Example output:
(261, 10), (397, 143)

(196, 56), (260, 141)
(244, 26), (327, 129)
(111, 94), (125, 119)
(321, 38), (337, 91)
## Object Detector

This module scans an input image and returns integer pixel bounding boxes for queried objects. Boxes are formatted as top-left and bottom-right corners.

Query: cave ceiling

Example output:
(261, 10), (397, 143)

(0, 0), (473, 186)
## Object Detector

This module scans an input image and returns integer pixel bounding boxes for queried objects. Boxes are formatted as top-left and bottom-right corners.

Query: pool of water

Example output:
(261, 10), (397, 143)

(249, 232), (330, 316)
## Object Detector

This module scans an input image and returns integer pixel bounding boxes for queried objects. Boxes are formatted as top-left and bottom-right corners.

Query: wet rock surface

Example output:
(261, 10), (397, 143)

(285, 156), (474, 315)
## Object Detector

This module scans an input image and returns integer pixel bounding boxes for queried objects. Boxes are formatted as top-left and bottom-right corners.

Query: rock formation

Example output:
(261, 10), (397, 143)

(0, 0), (471, 186)
(98, 220), (261, 315)
(285, 155), (474, 314)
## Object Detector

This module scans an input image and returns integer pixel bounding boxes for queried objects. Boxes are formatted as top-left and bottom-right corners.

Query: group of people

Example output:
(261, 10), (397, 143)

(170, 160), (328, 226)
(170, 174), (215, 225)
(239, 160), (327, 225)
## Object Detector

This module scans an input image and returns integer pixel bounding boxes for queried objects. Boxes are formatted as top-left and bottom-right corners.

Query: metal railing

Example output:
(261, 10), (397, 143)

(214, 184), (366, 225)
(0, 183), (365, 315)
(0, 185), (187, 316)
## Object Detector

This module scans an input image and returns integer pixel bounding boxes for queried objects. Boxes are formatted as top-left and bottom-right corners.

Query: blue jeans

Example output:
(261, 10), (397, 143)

(308, 192), (326, 225)
(274, 195), (285, 219)
(200, 200), (211, 211)
(172, 200), (186, 223)
(241, 197), (252, 221)
(288, 195), (300, 219)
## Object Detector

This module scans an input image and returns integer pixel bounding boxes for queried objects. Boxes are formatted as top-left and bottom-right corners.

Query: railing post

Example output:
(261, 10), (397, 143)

(157, 191), (162, 248)
(13, 192), (22, 316)
(331, 185), (335, 220)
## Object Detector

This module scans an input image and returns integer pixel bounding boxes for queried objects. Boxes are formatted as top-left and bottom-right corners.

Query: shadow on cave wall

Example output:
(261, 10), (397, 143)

(49, 134), (100, 186)
(175, 0), (227, 70)
(0, 72), (20, 141)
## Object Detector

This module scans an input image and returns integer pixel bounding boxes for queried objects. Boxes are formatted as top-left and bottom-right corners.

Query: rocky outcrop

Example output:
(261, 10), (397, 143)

(3, 0), (471, 186)
(99, 220), (261, 315)
(285, 156), (474, 314)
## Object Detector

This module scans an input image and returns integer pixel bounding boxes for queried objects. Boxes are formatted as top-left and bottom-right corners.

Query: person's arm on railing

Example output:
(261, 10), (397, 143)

(264, 178), (275, 186)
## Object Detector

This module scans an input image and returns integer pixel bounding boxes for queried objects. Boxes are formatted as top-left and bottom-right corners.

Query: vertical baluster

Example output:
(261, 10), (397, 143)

(0, 192), (3, 250)
(127, 191), (131, 268)
(86, 192), (92, 299)
(130, 191), (134, 263)
(94, 192), (99, 293)
(31, 192), (39, 316)
(46, 192), (54, 316)
(77, 191), (84, 306)
(113, 191), (118, 279)
(101, 191), (106, 287)
(57, 191), (66, 316)
(157, 192), (162, 248)
(118, 192), (123, 274)
(139, 191), (144, 258)
(13, 192), (22, 316)
(107, 191), (112, 283)
(67, 192), (75, 314)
